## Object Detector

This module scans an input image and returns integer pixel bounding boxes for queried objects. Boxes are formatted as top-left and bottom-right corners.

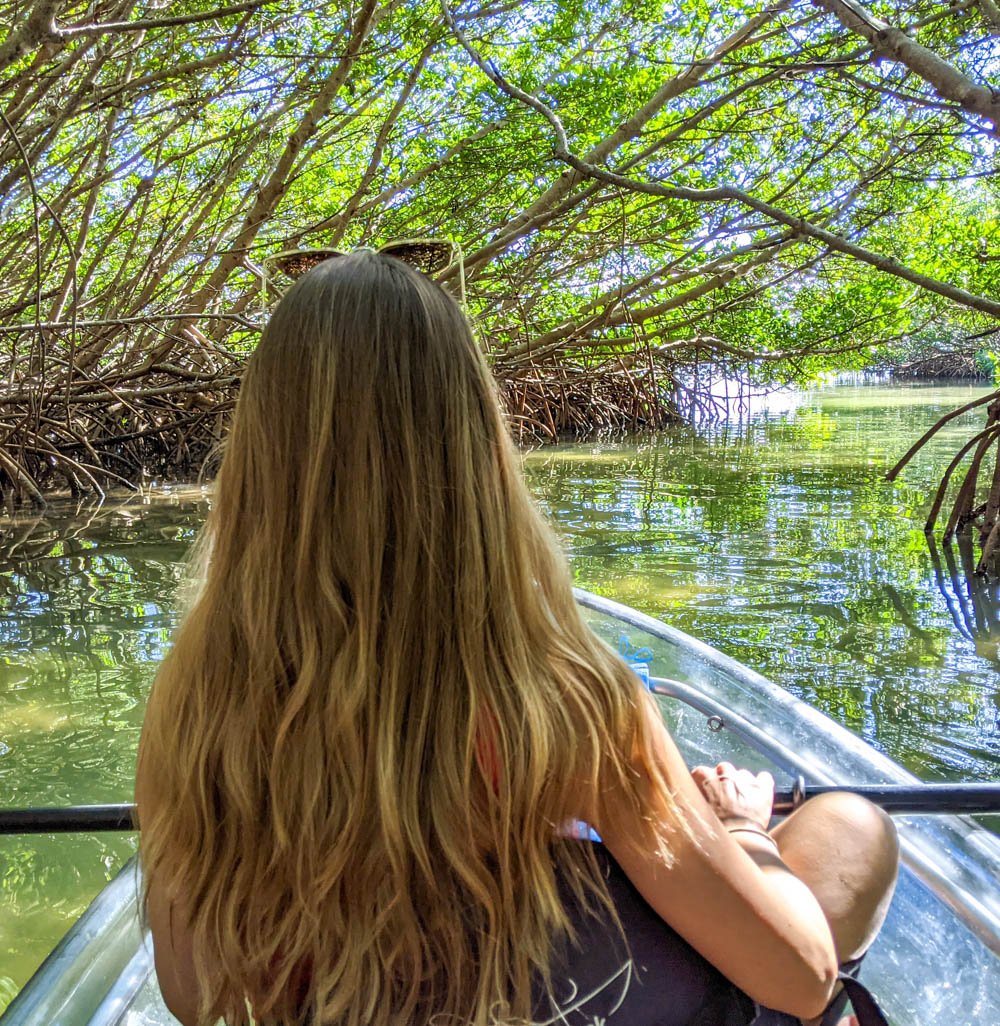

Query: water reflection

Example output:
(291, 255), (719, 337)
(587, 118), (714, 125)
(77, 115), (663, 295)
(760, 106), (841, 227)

(0, 490), (208, 1004)
(522, 385), (1000, 785)
(927, 534), (1000, 661)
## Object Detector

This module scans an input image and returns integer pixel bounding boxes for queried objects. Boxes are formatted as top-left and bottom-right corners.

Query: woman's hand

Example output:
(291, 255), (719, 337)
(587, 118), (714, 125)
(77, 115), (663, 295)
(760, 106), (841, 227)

(691, 761), (774, 830)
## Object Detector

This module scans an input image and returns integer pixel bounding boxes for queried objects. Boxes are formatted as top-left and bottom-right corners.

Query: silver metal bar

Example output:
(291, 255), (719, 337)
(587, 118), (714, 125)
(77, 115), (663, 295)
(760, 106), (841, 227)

(85, 940), (154, 1026)
(0, 859), (143, 1026)
(649, 675), (807, 778)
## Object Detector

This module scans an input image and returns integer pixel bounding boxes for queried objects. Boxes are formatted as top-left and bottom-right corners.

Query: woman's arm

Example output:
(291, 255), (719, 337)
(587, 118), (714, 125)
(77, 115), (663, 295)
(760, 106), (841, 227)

(592, 695), (839, 1021)
(135, 754), (203, 1026)
(144, 873), (202, 1025)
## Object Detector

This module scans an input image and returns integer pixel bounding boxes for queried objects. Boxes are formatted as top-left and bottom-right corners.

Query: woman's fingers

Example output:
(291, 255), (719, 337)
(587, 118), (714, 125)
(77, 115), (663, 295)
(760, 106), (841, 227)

(691, 762), (774, 829)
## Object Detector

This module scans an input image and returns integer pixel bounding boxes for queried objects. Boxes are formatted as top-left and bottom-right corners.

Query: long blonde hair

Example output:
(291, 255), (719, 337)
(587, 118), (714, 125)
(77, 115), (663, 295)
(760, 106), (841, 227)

(138, 251), (680, 1025)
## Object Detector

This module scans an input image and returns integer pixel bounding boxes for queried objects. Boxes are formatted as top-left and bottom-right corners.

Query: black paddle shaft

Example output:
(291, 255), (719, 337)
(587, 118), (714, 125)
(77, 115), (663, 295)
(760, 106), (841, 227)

(773, 782), (1000, 816)
(2, 784), (1000, 834)
(0, 804), (137, 834)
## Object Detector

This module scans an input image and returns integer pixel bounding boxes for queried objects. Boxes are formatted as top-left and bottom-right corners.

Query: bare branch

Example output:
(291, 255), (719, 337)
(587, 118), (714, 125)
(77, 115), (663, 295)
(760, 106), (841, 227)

(0, 312), (260, 334)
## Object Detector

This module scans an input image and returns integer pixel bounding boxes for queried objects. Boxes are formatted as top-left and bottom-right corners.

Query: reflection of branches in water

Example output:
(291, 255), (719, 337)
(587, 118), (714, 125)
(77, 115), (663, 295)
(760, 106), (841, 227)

(0, 493), (207, 666)
(927, 533), (1000, 661)
(1, 493), (114, 564)
(0, 493), (206, 568)
(0, 498), (207, 700)
(881, 582), (935, 642)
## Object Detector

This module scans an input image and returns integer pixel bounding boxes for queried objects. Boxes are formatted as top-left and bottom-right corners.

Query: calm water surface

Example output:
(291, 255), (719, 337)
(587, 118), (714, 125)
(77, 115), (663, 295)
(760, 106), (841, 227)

(2, 381), (999, 1007)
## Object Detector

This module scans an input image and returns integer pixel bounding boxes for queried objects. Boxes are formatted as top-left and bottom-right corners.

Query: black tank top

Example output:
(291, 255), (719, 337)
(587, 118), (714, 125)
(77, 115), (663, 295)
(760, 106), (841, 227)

(532, 842), (755, 1026)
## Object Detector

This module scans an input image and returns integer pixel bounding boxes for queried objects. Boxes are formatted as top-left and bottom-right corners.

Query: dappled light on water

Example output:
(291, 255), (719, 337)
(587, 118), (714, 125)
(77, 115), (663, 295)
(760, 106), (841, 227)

(522, 382), (1000, 785)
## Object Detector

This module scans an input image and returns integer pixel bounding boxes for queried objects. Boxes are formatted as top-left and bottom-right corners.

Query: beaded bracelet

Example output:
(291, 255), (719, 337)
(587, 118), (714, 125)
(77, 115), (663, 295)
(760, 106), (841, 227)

(726, 825), (779, 846)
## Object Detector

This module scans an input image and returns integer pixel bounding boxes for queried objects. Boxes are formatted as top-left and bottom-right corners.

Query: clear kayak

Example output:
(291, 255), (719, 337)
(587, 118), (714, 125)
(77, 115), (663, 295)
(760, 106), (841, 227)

(3, 589), (999, 1026)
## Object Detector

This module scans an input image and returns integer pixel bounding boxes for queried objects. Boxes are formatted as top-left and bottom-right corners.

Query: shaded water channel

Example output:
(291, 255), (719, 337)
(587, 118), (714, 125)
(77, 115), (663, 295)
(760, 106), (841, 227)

(2, 381), (1000, 1008)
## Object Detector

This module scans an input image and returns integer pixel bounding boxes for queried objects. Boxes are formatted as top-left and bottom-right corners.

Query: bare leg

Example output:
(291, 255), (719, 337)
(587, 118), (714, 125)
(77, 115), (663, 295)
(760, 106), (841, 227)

(769, 792), (899, 1026)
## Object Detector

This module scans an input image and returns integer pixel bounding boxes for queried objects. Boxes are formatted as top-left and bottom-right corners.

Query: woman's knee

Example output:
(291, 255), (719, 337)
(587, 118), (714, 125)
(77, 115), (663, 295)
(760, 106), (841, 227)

(824, 793), (898, 896)
(774, 791), (898, 864)
(808, 789), (896, 831)
(771, 792), (899, 961)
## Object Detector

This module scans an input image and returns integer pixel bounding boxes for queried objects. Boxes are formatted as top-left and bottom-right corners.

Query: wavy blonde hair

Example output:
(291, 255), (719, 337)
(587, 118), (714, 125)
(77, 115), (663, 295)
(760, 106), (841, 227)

(138, 251), (680, 1026)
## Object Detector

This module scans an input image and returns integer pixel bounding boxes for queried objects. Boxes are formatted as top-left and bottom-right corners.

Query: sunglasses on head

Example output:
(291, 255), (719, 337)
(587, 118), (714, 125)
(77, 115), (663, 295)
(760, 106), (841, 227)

(262, 238), (465, 305)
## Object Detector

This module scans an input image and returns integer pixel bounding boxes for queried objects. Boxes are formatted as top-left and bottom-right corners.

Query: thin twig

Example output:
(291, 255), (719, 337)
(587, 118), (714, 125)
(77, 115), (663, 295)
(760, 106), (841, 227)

(0, 312), (261, 334)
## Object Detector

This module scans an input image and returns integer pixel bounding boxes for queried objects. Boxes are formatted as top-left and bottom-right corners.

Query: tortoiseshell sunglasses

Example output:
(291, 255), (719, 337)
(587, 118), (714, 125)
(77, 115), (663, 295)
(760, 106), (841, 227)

(263, 238), (465, 306)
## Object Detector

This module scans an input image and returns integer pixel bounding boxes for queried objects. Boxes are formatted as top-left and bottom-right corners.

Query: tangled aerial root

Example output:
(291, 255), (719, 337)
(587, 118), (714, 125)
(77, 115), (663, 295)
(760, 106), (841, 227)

(891, 351), (989, 381)
(887, 389), (1000, 575)
(0, 345), (681, 507)
(497, 358), (681, 445)
(0, 371), (238, 508)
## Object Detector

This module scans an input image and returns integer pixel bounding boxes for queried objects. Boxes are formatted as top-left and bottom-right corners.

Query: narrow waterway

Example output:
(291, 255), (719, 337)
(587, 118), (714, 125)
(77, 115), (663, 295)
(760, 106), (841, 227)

(1, 381), (999, 1008)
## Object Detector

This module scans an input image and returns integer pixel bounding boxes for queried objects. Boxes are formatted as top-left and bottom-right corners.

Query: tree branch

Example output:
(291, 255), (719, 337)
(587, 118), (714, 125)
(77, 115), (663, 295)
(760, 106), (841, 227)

(185, 0), (386, 318)
(813, 0), (1000, 135)
(0, 0), (60, 74)
(57, 2), (267, 40)
(442, 0), (795, 275)
(444, 14), (1000, 321)
(0, 312), (260, 334)
(980, 0), (1000, 35)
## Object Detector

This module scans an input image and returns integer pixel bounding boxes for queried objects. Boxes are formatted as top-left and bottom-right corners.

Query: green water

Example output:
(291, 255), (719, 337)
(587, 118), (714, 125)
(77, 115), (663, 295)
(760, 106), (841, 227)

(1, 381), (999, 1008)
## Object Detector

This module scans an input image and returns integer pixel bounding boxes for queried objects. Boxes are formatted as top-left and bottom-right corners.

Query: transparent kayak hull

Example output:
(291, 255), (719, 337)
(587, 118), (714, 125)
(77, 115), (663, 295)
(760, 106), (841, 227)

(3, 589), (1000, 1026)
